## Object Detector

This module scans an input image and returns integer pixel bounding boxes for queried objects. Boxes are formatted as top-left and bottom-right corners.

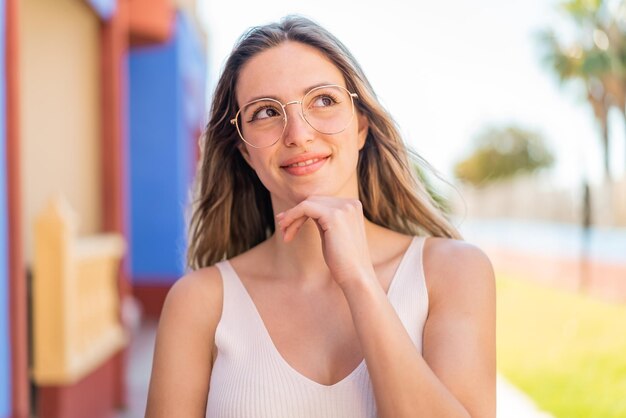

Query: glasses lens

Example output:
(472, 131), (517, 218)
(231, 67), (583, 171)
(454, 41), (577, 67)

(302, 86), (354, 135)
(239, 99), (286, 147)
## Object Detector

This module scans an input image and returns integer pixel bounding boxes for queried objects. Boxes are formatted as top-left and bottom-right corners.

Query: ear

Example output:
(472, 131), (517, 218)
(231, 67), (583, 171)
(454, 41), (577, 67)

(356, 112), (369, 150)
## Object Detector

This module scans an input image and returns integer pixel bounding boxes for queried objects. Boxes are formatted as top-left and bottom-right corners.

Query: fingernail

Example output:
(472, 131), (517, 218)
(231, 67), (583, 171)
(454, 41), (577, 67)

(276, 212), (285, 219)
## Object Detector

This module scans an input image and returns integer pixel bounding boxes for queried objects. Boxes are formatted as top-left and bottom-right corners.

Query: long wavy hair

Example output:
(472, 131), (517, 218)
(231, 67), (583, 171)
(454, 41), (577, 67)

(186, 15), (461, 269)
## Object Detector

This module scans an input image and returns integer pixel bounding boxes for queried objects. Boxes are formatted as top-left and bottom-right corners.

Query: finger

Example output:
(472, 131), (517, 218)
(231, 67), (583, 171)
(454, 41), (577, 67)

(279, 200), (330, 230)
(276, 212), (303, 234)
(283, 216), (309, 242)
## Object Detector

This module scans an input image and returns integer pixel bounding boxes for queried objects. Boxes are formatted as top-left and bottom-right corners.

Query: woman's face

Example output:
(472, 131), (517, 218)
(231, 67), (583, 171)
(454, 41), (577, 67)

(235, 41), (369, 209)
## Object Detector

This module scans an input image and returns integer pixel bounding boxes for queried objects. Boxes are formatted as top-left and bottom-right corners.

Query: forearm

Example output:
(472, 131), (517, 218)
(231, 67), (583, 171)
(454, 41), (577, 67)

(342, 275), (471, 418)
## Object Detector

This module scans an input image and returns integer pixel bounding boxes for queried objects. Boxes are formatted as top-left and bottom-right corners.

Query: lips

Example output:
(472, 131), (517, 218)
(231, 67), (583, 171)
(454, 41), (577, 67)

(279, 153), (330, 176)
(284, 157), (324, 168)
(280, 153), (329, 168)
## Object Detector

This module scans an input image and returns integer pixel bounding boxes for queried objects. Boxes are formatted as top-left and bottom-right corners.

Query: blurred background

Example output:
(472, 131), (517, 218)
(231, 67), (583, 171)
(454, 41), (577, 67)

(0, 0), (624, 417)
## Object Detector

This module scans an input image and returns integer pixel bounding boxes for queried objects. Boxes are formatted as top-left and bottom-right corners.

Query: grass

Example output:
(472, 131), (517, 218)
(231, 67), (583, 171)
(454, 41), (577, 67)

(496, 275), (626, 418)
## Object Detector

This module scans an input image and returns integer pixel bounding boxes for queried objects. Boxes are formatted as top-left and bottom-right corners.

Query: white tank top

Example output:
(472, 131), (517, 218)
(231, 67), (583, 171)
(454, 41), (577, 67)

(206, 236), (429, 417)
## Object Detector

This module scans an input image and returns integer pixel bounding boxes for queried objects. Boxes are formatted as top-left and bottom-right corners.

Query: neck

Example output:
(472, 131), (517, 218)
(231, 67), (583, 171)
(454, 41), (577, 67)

(267, 215), (379, 290)
(268, 218), (330, 288)
(267, 177), (368, 288)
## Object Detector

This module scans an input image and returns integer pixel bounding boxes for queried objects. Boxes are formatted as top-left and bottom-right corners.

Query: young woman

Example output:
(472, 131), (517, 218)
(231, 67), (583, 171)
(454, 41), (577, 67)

(146, 16), (495, 418)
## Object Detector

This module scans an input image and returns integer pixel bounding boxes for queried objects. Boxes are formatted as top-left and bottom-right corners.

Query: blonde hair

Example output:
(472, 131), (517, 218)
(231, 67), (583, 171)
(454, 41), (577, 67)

(187, 16), (460, 269)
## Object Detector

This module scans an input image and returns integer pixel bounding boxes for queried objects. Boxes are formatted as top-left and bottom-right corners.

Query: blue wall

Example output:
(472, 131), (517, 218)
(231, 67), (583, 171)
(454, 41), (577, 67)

(0, 0), (12, 414)
(129, 12), (206, 284)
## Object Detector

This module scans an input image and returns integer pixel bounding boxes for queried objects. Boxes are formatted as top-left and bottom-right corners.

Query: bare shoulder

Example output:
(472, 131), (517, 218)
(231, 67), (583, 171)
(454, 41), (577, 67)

(163, 266), (224, 322)
(152, 265), (224, 366)
(421, 237), (496, 417)
(145, 266), (224, 417)
(422, 237), (495, 307)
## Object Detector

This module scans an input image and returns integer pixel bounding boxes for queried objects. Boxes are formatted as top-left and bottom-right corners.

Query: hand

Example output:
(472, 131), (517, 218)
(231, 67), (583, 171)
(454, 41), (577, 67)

(276, 196), (376, 288)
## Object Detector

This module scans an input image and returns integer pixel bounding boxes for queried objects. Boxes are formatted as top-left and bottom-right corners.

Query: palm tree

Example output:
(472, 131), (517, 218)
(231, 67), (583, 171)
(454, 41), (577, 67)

(539, 29), (613, 178)
(538, 0), (626, 181)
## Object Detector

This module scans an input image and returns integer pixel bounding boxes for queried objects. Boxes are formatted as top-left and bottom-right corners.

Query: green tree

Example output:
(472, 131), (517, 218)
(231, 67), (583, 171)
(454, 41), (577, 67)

(454, 126), (555, 186)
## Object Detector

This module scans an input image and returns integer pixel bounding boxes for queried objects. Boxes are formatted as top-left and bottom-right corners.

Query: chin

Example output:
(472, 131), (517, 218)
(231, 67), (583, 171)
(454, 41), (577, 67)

(290, 183), (356, 203)
(267, 171), (359, 205)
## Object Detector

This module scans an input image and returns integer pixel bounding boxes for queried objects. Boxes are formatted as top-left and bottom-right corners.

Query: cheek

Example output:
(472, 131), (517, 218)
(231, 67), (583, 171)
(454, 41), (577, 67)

(341, 127), (363, 161)
(243, 147), (269, 171)
(247, 152), (279, 184)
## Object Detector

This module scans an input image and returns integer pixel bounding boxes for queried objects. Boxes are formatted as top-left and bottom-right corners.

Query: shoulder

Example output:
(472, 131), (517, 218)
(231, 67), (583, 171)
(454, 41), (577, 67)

(162, 265), (224, 326)
(155, 265), (225, 361)
(146, 265), (224, 417)
(422, 237), (495, 308)
(422, 237), (493, 274)
(420, 238), (496, 417)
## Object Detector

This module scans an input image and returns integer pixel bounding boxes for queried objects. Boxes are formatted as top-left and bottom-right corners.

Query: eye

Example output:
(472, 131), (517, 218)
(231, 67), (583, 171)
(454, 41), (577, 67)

(248, 105), (282, 122)
(311, 94), (339, 108)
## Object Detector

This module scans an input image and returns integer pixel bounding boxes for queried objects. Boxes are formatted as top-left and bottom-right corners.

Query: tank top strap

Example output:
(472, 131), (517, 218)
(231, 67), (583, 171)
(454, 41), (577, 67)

(386, 236), (429, 348)
(214, 260), (269, 345)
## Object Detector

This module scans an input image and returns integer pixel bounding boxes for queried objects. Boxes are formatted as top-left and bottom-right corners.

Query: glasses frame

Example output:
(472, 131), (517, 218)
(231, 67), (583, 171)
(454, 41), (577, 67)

(230, 84), (359, 148)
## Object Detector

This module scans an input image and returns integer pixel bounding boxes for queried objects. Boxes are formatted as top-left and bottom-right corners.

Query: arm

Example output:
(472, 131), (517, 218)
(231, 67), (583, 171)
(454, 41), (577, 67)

(277, 198), (495, 417)
(341, 238), (496, 418)
(145, 267), (223, 418)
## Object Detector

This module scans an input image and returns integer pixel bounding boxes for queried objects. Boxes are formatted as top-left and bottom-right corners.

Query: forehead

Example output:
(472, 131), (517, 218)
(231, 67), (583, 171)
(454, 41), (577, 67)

(236, 41), (346, 106)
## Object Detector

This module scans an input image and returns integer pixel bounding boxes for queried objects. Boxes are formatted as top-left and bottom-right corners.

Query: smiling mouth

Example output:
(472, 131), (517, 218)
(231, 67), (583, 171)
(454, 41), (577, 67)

(283, 157), (326, 168)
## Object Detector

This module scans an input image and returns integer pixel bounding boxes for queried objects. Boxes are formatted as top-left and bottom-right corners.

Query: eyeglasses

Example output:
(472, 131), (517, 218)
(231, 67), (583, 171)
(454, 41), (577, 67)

(230, 84), (358, 148)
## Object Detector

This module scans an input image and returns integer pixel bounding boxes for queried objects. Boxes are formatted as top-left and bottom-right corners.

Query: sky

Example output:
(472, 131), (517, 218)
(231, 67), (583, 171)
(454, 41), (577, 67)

(199, 0), (626, 189)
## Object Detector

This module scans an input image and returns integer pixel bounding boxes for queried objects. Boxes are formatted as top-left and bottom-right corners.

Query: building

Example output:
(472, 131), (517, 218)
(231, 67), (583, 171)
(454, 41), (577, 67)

(1, 0), (207, 416)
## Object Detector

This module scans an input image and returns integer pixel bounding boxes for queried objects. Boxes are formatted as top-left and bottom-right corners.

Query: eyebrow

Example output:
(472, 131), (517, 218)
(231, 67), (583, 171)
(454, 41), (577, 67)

(243, 82), (341, 104)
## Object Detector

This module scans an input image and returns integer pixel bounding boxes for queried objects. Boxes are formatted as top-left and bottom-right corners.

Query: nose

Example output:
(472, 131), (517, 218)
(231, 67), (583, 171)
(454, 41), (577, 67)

(282, 101), (313, 148)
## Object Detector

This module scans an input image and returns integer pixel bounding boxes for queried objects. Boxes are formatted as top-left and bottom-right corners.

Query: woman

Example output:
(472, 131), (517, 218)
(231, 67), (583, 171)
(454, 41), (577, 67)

(146, 15), (495, 418)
